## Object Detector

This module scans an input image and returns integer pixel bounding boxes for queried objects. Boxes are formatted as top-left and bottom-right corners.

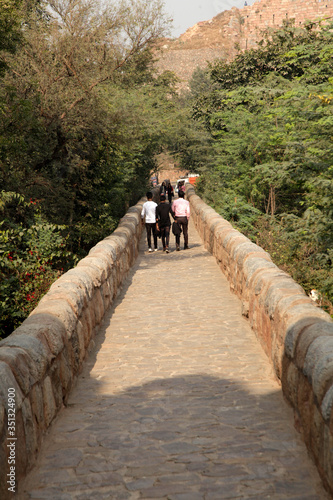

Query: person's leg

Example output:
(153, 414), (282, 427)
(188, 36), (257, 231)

(175, 232), (180, 250)
(152, 223), (158, 250)
(183, 219), (189, 248)
(145, 223), (152, 249)
(176, 217), (188, 249)
(165, 226), (170, 252)
(161, 227), (166, 250)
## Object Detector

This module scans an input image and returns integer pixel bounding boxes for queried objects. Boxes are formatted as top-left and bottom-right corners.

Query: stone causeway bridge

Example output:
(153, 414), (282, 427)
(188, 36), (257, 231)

(1, 186), (333, 499)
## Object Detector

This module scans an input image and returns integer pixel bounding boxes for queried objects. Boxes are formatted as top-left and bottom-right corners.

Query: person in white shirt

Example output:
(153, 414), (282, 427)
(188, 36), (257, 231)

(141, 191), (158, 252)
(171, 190), (190, 250)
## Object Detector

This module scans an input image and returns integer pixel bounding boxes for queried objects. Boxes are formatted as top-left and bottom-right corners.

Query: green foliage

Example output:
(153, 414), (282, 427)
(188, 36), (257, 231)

(210, 21), (333, 88)
(190, 22), (333, 308)
(0, 0), (183, 336)
(0, 0), (22, 75)
(0, 192), (74, 338)
(254, 215), (333, 314)
(0, 0), (174, 244)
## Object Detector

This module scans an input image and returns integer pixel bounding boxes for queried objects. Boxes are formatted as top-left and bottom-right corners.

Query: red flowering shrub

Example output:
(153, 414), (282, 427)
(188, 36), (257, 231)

(0, 192), (76, 338)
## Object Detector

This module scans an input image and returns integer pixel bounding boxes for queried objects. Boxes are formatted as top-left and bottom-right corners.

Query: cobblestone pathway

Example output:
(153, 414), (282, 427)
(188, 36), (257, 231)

(19, 220), (330, 499)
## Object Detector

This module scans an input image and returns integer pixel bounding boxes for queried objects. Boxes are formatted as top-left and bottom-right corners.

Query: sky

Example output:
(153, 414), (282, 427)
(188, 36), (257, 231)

(163, 0), (255, 37)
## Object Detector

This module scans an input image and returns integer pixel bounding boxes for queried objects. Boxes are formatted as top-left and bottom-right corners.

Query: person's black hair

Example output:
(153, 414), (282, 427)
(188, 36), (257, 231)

(160, 194), (166, 201)
(178, 191), (185, 198)
(146, 191), (153, 199)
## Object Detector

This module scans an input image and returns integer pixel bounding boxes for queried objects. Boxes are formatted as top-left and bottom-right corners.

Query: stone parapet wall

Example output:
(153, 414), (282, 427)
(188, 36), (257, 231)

(186, 185), (333, 495)
(0, 199), (145, 499)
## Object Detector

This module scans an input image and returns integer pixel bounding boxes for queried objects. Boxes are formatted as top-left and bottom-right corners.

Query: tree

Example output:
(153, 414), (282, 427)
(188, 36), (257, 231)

(0, 0), (172, 246)
(187, 22), (333, 307)
(0, 0), (22, 75)
(0, 0), (182, 336)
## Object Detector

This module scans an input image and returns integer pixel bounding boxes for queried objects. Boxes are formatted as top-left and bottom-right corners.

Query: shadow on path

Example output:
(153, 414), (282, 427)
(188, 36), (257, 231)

(19, 372), (328, 499)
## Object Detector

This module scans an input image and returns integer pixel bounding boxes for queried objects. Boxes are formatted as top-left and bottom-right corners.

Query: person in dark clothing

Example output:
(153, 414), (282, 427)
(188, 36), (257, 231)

(166, 181), (174, 204)
(156, 194), (173, 253)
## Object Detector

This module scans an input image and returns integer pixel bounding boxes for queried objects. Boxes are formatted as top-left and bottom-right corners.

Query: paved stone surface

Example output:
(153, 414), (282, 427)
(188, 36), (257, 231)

(19, 220), (330, 499)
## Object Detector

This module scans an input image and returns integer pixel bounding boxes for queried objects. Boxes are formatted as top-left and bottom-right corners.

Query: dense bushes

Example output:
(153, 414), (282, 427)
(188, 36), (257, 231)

(0, 192), (74, 337)
(0, 0), (179, 338)
(186, 22), (333, 311)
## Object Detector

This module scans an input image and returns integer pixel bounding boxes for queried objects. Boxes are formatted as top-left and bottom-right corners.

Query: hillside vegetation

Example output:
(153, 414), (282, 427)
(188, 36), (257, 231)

(0, 0), (186, 337)
(182, 22), (333, 313)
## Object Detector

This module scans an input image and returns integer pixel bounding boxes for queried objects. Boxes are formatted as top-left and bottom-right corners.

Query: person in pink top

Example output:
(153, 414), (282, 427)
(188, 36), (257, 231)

(171, 190), (190, 250)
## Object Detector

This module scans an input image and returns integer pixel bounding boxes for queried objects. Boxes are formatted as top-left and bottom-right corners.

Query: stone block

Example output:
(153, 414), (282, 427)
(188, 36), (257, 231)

(49, 359), (64, 409)
(284, 317), (327, 361)
(76, 321), (86, 365)
(76, 261), (104, 288)
(92, 241), (117, 264)
(103, 236), (124, 260)
(87, 248), (113, 275)
(295, 322), (333, 371)
(271, 336), (286, 380)
(13, 408), (28, 483)
(0, 334), (49, 382)
(46, 281), (88, 317)
(101, 281), (112, 310)
(31, 300), (78, 339)
(309, 403), (325, 465)
(77, 255), (109, 283)
(263, 279), (304, 321)
(22, 397), (38, 461)
(12, 313), (67, 359)
(57, 268), (95, 301)
(111, 232), (129, 252)
(248, 267), (285, 299)
(297, 372), (314, 444)
(67, 329), (82, 376)
(89, 289), (105, 327)
(29, 383), (44, 425)
(77, 318), (89, 355)
(321, 382), (333, 423)
(323, 425), (333, 492)
(42, 376), (56, 427)
(58, 350), (73, 401)
(281, 357), (299, 407)
(233, 242), (271, 273)
(79, 309), (93, 348)
(0, 347), (38, 396)
(303, 336), (333, 404)
(244, 259), (277, 290)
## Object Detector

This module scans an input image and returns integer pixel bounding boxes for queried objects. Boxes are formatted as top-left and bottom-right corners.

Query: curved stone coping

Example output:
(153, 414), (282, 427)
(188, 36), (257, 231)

(0, 198), (145, 498)
(186, 184), (333, 495)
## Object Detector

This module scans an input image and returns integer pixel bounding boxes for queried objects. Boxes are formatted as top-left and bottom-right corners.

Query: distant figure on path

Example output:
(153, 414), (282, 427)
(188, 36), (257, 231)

(166, 181), (174, 204)
(156, 194), (173, 253)
(141, 191), (158, 252)
(159, 181), (167, 197)
(180, 181), (186, 196)
(171, 190), (190, 251)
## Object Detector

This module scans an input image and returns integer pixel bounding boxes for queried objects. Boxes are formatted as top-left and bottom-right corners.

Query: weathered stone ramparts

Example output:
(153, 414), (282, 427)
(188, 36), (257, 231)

(0, 199), (145, 498)
(186, 184), (333, 495)
(156, 0), (333, 88)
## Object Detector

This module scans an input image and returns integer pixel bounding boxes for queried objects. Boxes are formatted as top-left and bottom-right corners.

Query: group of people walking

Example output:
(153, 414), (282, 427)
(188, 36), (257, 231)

(141, 187), (190, 253)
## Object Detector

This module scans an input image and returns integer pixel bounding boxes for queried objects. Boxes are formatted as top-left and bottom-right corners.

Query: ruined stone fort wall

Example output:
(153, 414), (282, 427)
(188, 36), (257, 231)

(240, 0), (333, 51)
(156, 0), (333, 86)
